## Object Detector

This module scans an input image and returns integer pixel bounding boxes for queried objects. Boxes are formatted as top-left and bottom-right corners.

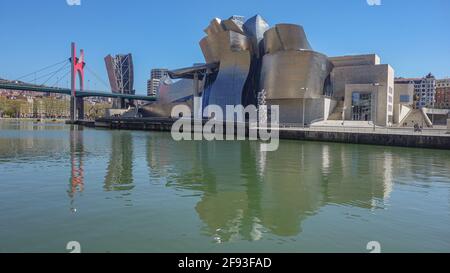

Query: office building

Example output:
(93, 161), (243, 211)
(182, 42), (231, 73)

(104, 54), (134, 108)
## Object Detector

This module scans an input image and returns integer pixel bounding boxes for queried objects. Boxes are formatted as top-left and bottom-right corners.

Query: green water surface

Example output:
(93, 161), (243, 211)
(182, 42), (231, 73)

(0, 120), (449, 253)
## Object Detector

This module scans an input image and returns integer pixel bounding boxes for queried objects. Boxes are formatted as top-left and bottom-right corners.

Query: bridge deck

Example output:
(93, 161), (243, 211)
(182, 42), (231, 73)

(0, 83), (156, 101)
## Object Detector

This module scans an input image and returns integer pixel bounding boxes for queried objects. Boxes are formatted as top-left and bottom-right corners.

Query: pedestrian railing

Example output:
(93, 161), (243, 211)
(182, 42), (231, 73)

(276, 123), (450, 136)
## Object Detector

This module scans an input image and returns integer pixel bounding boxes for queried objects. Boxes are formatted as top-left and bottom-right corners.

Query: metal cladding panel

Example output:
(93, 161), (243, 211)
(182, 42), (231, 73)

(141, 101), (192, 118)
(158, 78), (195, 104)
(200, 31), (252, 64)
(261, 50), (333, 99)
(200, 37), (216, 64)
(228, 31), (252, 52)
(168, 63), (218, 80)
(264, 24), (312, 54)
(204, 50), (251, 113)
(199, 16), (268, 116)
(204, 18), (224, 36)
(243, 15), (270, 57)
(199, 34), (224, 64)
(201, 30), (252, 118)
(141, 78), (195, 118)
(221, 18), (245, 35)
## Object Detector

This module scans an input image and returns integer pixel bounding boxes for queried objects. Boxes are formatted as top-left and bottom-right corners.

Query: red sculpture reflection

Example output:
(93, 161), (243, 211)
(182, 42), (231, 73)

(68, 127), (84, 211)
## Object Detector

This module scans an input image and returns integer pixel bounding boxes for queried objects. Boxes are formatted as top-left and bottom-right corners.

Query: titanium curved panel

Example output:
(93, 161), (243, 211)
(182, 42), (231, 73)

(204, 18), (224, 36)
(200, 37), (217, 64)
(243, 15), (270, 57)
(241, 15), (270, 106)
(202, 31), (252, 120)
(261, 50), (332, 99)
(140, 77), (197, 118)
(221, 18), (245, 35)
(200, 29), (252, 63)
(158, 78), (196, 104)
(204, 51), (251, 110)
(264, 24), (312, 54)
(140, 101), (192, 118)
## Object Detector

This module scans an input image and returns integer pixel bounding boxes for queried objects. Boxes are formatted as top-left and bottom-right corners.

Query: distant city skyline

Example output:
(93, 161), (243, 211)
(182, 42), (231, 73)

(0, 0), (449, 95)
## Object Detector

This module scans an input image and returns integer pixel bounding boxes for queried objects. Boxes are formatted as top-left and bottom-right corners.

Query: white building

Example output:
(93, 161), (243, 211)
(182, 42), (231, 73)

(147, 69), (169, 96)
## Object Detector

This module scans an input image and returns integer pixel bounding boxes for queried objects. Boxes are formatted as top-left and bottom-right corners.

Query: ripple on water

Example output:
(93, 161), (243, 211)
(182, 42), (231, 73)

(1, 121), (450, 252)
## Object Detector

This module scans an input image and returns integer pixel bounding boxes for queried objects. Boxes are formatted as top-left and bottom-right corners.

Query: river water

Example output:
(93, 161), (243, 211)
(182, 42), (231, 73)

(0, 120), (449, 252)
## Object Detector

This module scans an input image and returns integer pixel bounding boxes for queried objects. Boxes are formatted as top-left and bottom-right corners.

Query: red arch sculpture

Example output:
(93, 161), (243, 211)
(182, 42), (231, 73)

(70, 42), (86, 121)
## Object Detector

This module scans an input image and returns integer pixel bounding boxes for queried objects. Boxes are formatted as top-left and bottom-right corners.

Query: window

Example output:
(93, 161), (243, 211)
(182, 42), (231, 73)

(400, 95), (410, 103)
(352, 92), (372, 121)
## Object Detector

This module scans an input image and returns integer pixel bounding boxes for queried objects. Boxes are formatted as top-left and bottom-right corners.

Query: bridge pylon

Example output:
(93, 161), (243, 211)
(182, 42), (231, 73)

(70, 42), (86, 121)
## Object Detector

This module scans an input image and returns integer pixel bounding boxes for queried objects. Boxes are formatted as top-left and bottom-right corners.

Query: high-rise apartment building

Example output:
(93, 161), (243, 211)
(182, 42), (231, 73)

(147, 69), (168, 97)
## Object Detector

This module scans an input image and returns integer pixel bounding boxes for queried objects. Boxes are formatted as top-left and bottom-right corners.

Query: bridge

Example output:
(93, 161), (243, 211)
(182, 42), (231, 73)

(0, 42), (156, 121)
(0, 82), (156, 101)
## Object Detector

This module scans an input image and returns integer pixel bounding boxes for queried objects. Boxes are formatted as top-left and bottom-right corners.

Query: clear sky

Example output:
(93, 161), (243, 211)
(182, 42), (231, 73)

(0, 0), (449, 95)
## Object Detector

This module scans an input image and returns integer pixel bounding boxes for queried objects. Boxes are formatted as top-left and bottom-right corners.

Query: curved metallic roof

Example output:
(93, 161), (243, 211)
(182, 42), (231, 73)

(264, 24), (312, 54)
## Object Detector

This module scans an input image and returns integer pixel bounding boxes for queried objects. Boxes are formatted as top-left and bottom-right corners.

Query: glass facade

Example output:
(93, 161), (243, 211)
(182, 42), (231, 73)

(352, 92), (372, 121)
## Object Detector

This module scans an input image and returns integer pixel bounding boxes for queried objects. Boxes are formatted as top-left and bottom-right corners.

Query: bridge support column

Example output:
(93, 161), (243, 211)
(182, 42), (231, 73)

(76, 97), (84, 120)
(69, 96), (84, 121)
(70, 96), (76, 121)
(70, 42), (85, 122)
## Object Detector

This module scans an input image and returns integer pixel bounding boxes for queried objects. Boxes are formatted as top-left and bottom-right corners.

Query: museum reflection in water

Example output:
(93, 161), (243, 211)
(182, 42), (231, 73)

(3, 121), (445, 241)
(142, 132), (400, 241)
(28, 127), (446, 241)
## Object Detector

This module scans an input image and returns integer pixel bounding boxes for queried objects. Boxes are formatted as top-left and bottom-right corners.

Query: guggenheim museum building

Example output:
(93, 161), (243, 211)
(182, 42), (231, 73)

(141, 15), (408, 127)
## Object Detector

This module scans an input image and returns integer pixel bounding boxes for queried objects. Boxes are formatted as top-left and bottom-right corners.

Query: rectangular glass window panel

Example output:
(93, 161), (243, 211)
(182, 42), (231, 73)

(400, 95), (410, 103)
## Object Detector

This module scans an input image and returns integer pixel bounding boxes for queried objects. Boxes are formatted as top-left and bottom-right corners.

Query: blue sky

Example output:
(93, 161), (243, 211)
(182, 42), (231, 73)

(0, 0), (449, 94)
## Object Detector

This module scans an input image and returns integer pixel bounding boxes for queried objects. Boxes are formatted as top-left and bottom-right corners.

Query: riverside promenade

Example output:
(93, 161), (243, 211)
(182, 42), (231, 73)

(72, 117), (450, 150)
(277, 127), (450, 149)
